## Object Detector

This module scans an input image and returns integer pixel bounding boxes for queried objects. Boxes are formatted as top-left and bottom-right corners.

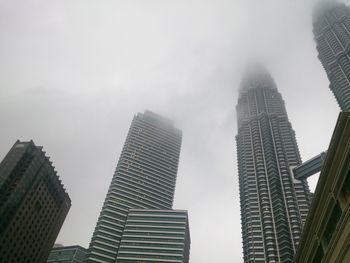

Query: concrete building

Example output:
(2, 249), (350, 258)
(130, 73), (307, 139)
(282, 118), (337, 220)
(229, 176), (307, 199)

(313, 1), (350, 110)
(236, 68), (311, 263)
(86, 111), (190, 263)
(116, 209), (190, 263)
(0, 140), (71, 263)
(293, 112), (350, 263)
(47, 245), (87, 263)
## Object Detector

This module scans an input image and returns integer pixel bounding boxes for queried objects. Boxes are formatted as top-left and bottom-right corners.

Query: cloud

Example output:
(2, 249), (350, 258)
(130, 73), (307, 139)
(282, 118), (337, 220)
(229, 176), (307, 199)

(0, 0), (346, 262)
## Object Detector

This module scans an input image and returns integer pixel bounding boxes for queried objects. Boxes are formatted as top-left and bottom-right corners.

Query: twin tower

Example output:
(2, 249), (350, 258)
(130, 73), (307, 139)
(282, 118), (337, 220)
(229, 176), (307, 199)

(2, 1), (349, 263)
(236, 69), (310, 263)
(88, 2), (350, 262)
(86, 2), (350, 262)
(238, 1), (350, 263)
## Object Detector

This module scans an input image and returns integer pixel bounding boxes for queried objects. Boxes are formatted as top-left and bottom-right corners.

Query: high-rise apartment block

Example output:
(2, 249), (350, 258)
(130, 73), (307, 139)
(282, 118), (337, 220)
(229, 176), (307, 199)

(236, 69), (310, 263)
(86, 111), (190, 263)
(313, 1), (350, 110)
(0, 140), (71, 263)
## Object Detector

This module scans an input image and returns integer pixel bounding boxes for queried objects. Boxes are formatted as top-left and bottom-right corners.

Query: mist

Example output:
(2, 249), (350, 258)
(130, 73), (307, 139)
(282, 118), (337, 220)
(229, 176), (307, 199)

(0, 0), (345, 262)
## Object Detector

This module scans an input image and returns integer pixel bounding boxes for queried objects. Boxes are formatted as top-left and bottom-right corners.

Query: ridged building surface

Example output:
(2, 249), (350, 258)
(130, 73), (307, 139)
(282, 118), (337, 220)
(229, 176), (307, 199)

(116, 209), (190, 263)
(235, 70), (310, 263)
(86, 111), (190, 263)
(313, 1), (350, 110)
(47, 245), (87, 263)
(0, 140), (71, 263)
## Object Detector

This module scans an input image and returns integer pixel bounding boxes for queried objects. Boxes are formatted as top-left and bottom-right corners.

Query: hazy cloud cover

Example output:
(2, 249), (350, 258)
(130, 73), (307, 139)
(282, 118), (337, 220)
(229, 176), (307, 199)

(0, 0), (346, 262)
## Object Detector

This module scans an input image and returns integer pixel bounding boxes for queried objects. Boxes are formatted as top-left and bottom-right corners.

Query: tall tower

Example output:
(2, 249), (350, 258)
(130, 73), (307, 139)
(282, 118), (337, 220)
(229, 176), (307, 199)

(86, 110), (190, 263)
(0, 140), (71, 263)
(313, 1), (350, 110)
(236, 69), (310, 263)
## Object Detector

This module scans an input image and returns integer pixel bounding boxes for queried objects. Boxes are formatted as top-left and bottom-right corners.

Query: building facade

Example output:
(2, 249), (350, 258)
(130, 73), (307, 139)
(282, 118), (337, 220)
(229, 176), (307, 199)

(116, 209), (190, 263)
(86, 111), (190, 263)
(313, 1), (350, 110)
(236, 69), (310, 263)
(0, 140), (71, 263)
(293, 112), (350, 263)
(47, 245), (87, 263)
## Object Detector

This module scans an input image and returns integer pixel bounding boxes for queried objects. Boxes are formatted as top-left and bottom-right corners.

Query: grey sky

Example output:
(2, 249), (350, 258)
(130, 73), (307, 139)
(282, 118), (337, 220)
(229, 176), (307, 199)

(0, 0), (346, 262)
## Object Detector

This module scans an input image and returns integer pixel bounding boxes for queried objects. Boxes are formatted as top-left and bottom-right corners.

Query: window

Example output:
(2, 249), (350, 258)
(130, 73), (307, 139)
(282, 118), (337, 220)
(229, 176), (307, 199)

(323, 202), (342, 244)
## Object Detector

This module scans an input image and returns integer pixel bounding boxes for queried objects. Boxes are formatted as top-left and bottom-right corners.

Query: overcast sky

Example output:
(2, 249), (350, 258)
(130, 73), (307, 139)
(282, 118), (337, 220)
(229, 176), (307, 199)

(0, 0), (347, 262)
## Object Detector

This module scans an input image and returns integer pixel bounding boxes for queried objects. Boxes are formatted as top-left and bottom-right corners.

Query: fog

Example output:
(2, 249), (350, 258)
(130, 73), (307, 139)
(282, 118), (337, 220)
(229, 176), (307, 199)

(0, 0), (346, 262)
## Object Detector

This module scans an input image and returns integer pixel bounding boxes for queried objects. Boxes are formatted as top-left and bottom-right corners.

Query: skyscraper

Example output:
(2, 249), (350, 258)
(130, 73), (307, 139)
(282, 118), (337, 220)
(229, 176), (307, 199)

(0, 140), (71, 263)
(236, 69), (310, 263)
(313, 1), (350, 110)
(86, 110), (190, 263)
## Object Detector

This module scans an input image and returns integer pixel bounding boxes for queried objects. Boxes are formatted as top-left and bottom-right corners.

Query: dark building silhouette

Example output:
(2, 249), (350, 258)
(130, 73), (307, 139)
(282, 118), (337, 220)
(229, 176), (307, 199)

(0, 140), (71, 263)
(47, 245), (87, 263)
(86, 111), (190, 263)
(236, 69), (310, 263)
(313, 1), (350, 110)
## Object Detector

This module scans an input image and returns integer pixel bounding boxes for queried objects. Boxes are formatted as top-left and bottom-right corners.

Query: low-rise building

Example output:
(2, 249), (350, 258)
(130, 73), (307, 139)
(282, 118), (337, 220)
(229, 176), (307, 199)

(47, 245), (87, 263)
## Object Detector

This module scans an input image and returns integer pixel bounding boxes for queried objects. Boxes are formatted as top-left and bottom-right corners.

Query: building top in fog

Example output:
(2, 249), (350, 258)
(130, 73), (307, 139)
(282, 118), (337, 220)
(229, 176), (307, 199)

(236, 70), (310, 262)
(313, 0), (350, 110)
(239, 65), (277, 94)
(236, 68), (287, 129)
(141, 110), (177, 129)
(86, 110), (187, 263)
(313, 1), (343, 26)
